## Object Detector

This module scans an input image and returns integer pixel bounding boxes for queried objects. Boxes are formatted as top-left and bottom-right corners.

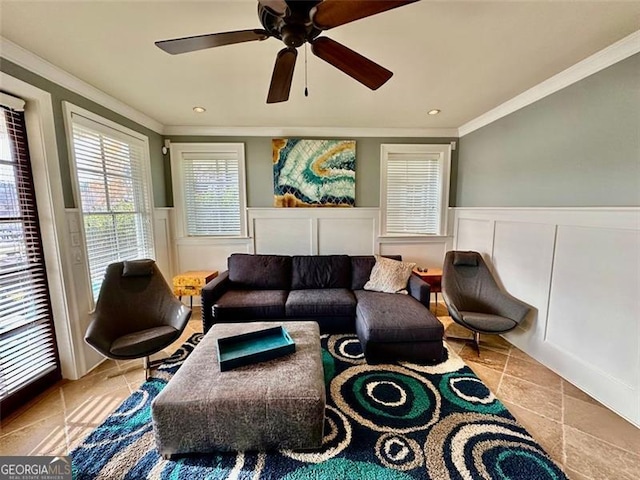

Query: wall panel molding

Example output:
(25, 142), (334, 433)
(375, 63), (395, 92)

(453, 207), (640, 426)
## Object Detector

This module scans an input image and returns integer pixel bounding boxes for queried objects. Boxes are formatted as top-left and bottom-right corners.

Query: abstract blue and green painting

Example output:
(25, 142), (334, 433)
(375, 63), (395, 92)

(273, 138), (355, 207)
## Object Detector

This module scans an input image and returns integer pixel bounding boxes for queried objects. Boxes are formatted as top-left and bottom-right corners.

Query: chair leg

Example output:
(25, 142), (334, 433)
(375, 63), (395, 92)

(143, 356), (150, 380)
(473, 332), (481, 355)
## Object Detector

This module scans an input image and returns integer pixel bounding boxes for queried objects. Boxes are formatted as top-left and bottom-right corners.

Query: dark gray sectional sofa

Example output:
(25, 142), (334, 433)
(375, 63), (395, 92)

(201, 254), (444, 364)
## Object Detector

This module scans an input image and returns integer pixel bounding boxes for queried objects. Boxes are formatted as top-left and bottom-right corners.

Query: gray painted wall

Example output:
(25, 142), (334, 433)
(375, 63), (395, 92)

(0, 59), (169, 207)
(166, 136), (458, 208)
(457, 53), (640, 207)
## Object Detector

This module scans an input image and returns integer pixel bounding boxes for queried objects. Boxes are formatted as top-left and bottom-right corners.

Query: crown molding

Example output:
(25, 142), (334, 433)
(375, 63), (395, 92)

(0, 36), (164, 134)
(163, 125), (459, 138)
(458, 29), (640, 137)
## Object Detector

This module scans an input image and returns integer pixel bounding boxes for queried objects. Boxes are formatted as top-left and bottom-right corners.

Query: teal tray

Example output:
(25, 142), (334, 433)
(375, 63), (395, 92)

(216, 326), (295, 371)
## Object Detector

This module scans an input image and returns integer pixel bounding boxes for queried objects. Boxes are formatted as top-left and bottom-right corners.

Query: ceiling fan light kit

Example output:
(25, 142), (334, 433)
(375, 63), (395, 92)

(155, 0), (418, 104)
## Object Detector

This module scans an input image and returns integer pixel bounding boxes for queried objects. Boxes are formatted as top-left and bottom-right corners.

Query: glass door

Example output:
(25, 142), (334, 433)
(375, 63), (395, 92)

(0, 98), (61, 419)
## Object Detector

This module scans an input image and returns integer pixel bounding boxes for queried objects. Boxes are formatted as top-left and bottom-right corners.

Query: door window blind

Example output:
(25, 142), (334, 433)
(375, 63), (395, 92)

(70, 114), (154, 301)
(384, 152), (442, 235)
(0, 100), (61, 417)
(182, 152), (241, 236)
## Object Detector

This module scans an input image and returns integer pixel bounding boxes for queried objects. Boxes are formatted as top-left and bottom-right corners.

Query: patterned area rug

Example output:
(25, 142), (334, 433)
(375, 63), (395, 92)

(71, 333), (567, 479)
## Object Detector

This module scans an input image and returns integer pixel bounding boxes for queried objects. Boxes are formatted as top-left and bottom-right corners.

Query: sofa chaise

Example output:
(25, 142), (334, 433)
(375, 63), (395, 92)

(201, 254), (444, 364)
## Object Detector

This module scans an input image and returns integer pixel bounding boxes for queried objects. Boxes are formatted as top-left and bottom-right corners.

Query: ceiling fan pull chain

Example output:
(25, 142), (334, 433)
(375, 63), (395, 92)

(304, 43), (309, 97)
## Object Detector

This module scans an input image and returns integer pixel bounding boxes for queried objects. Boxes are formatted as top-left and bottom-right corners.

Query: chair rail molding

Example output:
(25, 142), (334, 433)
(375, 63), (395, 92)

(452, 206), (640, 427)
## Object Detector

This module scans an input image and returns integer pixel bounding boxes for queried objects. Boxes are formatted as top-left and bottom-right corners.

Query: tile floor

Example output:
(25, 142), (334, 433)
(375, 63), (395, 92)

(1, 305), (638, 480)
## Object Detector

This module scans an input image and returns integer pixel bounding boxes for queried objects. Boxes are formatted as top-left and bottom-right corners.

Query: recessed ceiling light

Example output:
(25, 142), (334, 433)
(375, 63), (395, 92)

(427, 109), (441, 115)
(193, 106), (206, 113)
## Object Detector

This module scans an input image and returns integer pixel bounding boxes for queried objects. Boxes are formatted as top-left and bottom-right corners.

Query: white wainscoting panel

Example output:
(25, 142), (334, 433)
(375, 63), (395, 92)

(64, 208), (98, 377)
(491, 221), (556, 344)
(318, 217), (377, 255)
(547, 225), (639, 389)
(153, 208), (174, 283)
(455, 218), (493, 255)
(248, 208), (380, 255)
(379, 239), (452, 269)
(253, 217), (314, 255)
(247, 208), (452, 269)
(453, 207), (640, 426)
(176, 240), (253, 274)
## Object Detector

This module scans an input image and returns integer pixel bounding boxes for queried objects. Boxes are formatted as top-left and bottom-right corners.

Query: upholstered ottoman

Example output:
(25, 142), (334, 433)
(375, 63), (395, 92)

(151, 321), (325, 456)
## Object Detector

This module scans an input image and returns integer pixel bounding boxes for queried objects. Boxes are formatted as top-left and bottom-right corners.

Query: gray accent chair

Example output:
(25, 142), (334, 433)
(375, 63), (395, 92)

(441, 251), (531, 353)
(85, 259), (191, 379)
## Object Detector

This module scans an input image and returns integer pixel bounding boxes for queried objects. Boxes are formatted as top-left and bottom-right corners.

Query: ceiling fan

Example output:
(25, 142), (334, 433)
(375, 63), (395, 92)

(155, 0), (418, 103)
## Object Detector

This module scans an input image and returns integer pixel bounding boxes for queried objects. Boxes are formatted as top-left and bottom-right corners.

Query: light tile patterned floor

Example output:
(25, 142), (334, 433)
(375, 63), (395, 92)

(1, 306), (638, 480)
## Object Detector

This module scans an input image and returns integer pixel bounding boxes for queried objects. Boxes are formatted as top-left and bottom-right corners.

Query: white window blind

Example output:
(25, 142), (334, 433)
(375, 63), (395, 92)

(1, 100), (61, 415)
(381, 145), (450, 236)
(172, 144), (246, 237)
(69, 112), (154, 301)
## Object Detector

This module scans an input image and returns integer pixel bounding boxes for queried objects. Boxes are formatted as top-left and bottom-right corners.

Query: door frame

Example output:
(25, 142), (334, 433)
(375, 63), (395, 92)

(1, 72), (83, 380)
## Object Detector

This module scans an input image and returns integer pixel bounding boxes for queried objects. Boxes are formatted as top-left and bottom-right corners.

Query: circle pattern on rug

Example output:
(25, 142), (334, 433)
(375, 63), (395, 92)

(375, 433), (423, 471)
(281, 405), (352, 463)
(282, 458), (415, 480)
(439, 372), (504, 414)
(331, 364), (441, 433)
(400, 343), (465, 375)
(327, 335), (365, 364)
(424, 412), (565, 479)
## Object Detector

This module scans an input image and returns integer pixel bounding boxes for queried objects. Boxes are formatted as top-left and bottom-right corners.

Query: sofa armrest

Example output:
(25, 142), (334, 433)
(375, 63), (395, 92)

(201, 270), (230, 333)
(407, 274), (431, 308)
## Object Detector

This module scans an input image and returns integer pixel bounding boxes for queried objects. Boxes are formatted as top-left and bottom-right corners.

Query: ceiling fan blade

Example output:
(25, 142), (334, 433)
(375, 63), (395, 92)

(267, 48), (298, 103)
(311, 0), (419, 30)
(311, 37), (392, 90)
(155, 29), (269, 55)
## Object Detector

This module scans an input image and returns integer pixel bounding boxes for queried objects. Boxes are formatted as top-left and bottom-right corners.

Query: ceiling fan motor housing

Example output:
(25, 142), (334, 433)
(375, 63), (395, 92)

(258, 1), (321, 48)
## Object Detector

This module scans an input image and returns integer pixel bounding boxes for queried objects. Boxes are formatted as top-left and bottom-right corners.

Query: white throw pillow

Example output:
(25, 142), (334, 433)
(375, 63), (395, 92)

(364, 255), (416, 294)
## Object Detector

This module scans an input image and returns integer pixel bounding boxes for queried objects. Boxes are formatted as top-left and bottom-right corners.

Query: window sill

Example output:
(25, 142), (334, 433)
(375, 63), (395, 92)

(176, 236), (252, 246)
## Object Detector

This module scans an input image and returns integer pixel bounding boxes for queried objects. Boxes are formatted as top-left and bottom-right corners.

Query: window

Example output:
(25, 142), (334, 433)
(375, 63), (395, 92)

(0, 93), (60, 417)
(171, 143), (246, 237)
(65, 104), (154, 302)
(380, 144), (451, 236)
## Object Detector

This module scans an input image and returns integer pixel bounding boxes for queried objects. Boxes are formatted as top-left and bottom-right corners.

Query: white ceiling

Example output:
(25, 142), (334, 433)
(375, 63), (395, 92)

(1, 1), (639, 131)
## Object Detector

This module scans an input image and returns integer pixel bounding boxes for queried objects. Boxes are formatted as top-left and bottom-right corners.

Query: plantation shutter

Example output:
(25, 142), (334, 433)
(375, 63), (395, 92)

(385, 152), (442, 234)
(182, 152), (241, 236)
(0, 95), (61, 416)
(70, 114), (154, 301)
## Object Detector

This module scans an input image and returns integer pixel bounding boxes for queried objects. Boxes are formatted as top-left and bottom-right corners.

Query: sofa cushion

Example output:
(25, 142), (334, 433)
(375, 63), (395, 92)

(364, 255), (416, 294)
(286, 289), (356, 317)
(213, 290), (288, 321)
(228, 254), (291, 290)
(291, 255), (351, 289)
(350, 255), (402, 290)
(354, 290), (443, 343)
